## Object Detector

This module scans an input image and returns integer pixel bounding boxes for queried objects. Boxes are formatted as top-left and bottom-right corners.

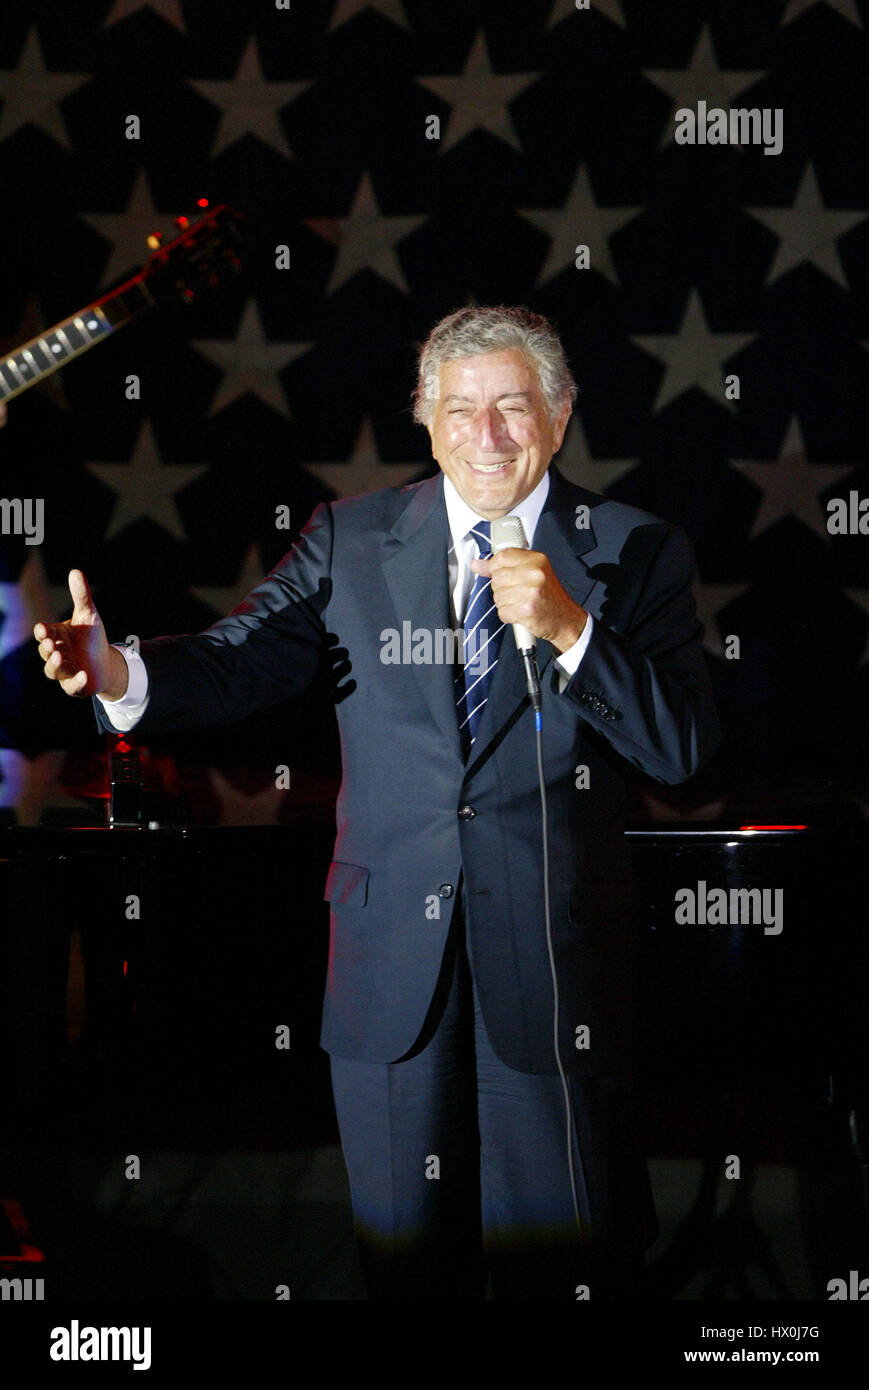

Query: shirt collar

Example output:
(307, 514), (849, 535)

(443, 470), (551, 550)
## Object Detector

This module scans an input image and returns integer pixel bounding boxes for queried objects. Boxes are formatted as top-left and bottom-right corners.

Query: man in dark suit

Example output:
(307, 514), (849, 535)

(34, 305), (720, 1301)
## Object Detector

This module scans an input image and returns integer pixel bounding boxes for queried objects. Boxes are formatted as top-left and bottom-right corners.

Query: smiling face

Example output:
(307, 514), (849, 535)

(426, 348), (571, 520)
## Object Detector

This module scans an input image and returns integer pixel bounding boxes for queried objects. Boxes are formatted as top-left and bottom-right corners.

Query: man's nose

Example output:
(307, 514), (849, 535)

(472, 407), (509, 450)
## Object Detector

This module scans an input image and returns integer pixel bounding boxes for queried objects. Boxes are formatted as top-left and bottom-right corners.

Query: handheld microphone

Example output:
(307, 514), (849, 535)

(490, 515), (542, 717)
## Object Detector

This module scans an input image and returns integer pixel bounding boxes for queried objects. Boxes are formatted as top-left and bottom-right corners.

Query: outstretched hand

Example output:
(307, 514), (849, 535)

(33, 569), (128, 699)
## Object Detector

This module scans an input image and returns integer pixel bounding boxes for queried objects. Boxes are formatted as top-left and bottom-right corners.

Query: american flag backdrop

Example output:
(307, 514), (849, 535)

(0, 0), (867, 827)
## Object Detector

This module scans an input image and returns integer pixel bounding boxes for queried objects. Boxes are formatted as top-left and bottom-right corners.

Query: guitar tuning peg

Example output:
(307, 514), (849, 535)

(147, 232), (164, 250)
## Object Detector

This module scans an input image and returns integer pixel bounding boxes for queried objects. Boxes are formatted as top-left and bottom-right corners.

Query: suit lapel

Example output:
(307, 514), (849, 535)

(380, 474), (464, 760)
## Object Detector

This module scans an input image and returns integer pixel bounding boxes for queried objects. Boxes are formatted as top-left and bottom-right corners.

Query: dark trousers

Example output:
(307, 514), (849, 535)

(329, 899), (654, 1300)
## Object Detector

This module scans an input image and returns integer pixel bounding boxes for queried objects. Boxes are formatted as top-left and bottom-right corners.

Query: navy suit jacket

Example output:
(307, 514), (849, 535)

(94, 465), (721, 1077)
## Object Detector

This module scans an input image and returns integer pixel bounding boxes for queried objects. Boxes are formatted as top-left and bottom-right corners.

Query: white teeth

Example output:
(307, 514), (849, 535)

(469, 461), (511, 472)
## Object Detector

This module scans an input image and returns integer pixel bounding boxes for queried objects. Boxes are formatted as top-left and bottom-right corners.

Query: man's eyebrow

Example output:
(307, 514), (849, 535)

(442, 391), (533, 403)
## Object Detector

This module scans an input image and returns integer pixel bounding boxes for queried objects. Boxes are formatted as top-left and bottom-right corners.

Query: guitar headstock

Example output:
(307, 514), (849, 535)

(139, 201), (246, 305)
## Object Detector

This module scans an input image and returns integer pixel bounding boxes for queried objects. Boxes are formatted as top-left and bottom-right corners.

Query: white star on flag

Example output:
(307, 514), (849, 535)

(103, 0), (186, 30)
(86, 419), (209, 540)
(0, 550), (72, 663)
(189, 37), (310, 160)
(548, 0), (626, 28)
(632, 289), (756, 414)
(82, 169), (181, 288)
(208, 769), (286, 826)
(0, 28), (91, 151)
(554, 414), (638, 493)
(329, 0), (410, 29)
(305, 172), (426, 294)
(305, 417), (423, 498)
(192, 300), (314, 417)
(0, 749), (91, 827)
(747, 163), (868, 289)
(645, 26), (765, 149)
(417, 31), (538, 153)
(781, 0), (863, 29)
(729, 416), (854, 541)
(692, 577), (750, 658)
(639, 784), (730, 822)
(191, 543), (267, 616)
(520, 162), (642, 286)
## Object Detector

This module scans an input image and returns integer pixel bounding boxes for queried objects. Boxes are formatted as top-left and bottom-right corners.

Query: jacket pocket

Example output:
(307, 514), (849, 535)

(323, 860), (370, 907)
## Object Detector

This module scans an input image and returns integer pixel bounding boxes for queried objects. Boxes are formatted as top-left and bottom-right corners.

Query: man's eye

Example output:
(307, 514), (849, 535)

(449, 408), (471, 415)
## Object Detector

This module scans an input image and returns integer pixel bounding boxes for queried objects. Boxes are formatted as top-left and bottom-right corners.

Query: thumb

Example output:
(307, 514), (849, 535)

(68, 568), (96, 617)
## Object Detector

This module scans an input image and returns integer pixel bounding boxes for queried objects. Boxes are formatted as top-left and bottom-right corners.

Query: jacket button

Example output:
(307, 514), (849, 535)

(438, 884), (454, 898)
(458, 805), (476, 821)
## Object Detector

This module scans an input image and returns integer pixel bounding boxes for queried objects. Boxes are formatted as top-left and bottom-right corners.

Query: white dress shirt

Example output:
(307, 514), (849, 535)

(98, 469), (594, 730)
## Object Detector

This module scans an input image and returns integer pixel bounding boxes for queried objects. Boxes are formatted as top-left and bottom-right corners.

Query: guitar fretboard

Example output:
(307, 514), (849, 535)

(0, 205), (242, 405)
(0, 306), (115, 402)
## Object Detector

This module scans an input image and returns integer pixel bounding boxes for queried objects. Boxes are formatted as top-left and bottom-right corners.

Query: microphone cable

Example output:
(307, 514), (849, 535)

(533, 684), (588, 1261)
(487, 514), (587, 1269)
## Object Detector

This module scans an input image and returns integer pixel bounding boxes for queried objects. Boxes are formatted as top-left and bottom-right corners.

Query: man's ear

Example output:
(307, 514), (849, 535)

(552, 402), (571, 454)
(424, 416), (437, 459)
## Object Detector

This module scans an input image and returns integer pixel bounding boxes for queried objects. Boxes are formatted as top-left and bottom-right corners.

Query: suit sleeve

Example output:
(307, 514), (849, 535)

(92, 501), (334, 736)
(561, 523), (721, 785)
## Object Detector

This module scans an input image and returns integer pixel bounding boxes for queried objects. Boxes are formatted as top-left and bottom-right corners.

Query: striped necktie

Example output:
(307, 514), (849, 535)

(454, 520), (506, 758)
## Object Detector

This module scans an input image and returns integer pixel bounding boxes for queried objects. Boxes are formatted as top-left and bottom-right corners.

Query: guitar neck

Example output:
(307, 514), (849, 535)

(0, 272), (155, 403)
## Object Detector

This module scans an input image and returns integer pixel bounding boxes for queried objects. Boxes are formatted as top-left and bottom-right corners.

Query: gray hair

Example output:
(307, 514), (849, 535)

(412, 304), (578, 426)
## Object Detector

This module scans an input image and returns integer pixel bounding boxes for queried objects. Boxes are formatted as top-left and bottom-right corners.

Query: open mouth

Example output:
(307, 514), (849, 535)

(464, 459), (514, 475)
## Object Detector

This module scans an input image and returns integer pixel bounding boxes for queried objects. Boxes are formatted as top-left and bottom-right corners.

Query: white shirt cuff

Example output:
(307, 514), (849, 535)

(554, 613), (594, 692)
(96, 643), (150, 730)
